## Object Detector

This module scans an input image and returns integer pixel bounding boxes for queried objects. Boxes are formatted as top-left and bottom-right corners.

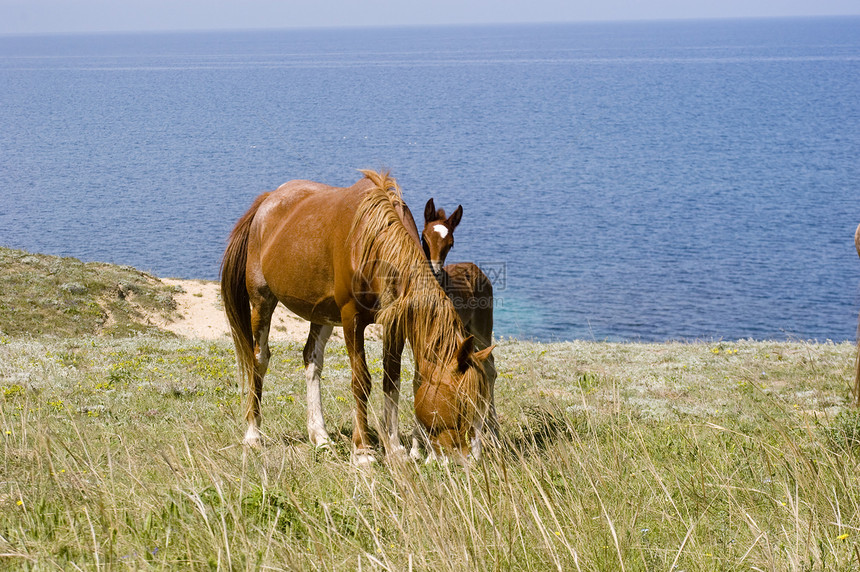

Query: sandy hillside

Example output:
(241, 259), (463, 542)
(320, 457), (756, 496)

(158, 279), (382, 343)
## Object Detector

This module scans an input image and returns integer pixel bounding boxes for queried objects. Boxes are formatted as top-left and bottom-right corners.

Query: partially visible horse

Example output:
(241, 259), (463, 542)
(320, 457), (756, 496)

(856, 222), (860, 258)
(855, 222), (860, 406)
(412, 199), (498, 459)
(221, 171), (494, 464)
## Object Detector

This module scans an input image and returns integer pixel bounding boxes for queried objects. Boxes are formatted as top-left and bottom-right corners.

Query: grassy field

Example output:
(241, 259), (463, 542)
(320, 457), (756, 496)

(2, 248), (860, 570)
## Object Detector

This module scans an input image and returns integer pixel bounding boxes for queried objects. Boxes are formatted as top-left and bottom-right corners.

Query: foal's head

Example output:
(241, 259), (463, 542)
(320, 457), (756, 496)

(422, 198), (462, 277)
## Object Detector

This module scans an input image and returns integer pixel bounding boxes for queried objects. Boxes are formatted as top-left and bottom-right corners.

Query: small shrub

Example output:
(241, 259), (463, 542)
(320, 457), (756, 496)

(824, 409), (860, 450)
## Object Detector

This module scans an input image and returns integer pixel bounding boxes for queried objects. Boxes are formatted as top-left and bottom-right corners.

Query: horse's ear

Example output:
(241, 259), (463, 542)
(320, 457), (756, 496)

(473, 344), (495, 363)
(456, 335), (476, 372)
(424, 198), (436, 223)
(448, 205), (463, 230)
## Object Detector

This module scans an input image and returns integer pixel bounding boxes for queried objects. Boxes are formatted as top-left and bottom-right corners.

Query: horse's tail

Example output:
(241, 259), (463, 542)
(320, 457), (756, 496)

(221, 193), (270, 394)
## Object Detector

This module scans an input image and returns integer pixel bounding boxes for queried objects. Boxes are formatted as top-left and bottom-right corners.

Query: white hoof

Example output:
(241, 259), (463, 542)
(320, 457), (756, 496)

(353, 450), (377, 466)
(409, 443), (423, 462)
(313, 439), (332, 451)
(308, 427), (331, 448)
(386, 444), (409, 462)
(310, 434), (331, 449)
(243, 426), (263, 448)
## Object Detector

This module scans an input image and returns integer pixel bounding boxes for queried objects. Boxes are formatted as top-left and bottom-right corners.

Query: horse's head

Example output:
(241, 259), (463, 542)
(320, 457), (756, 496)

(415, 335), (495, 462)
(421, 198), (462, 277)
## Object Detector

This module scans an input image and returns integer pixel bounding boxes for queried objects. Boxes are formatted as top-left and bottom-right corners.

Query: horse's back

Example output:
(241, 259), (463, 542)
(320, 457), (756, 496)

(265, 178), (368, 220)
(247, 178), (372, 323)
(442, 262), (493, 348)
(443, 263), (493, 302)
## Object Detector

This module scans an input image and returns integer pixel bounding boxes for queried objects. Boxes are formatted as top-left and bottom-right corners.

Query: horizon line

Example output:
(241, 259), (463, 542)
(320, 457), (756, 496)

(2, 13), (859, 39)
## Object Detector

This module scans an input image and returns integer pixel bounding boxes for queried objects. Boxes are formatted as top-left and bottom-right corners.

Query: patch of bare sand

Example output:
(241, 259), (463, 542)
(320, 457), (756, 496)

(158, 278), (382, 342)
(159, 278), (328, 342)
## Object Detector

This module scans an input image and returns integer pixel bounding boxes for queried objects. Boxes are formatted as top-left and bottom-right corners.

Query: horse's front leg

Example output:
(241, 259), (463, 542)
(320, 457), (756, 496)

(342, 304), (375, 465)
(382, 324), (406, 459)
(304, 322), (333, 447)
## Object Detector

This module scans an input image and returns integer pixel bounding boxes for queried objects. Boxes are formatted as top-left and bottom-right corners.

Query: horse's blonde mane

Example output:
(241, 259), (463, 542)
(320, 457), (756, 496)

(349, 171), (474, 373)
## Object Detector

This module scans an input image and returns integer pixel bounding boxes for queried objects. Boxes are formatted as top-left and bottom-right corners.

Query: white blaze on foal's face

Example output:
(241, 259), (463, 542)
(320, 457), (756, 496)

(427, 225), (450, 274)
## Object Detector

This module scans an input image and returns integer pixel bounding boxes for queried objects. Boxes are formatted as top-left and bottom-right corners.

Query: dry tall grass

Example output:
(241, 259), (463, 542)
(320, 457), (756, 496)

(2, 335), (859, 570)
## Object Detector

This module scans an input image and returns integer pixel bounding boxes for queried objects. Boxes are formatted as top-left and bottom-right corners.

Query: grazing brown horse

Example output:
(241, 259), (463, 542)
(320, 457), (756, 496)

(412, 199), (498, 460)
(855, 222), (860, 406)
(221, 171), (494, 464)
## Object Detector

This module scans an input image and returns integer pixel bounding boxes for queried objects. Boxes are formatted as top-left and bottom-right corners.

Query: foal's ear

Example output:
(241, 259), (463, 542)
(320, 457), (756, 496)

(424, 198), (437, 223)
(448, 205), (463, 230)
(473, 344), (496, 363)
(456, 335), (476, 372)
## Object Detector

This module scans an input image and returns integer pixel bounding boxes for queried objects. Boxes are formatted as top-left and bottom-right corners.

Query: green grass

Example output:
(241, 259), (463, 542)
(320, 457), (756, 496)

(2, 333), (859, 570)
(2, 248), (859, 569)
(0, 246), (178, 337)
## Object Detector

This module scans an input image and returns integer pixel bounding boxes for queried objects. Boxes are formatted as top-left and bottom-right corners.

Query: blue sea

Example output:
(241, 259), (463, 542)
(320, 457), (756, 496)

(1, 18), (859, 342)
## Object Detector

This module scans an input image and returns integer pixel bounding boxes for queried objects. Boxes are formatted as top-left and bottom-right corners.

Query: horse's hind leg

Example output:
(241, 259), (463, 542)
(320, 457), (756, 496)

(244, 290), (277, 447)
(304, 322), (333, 447)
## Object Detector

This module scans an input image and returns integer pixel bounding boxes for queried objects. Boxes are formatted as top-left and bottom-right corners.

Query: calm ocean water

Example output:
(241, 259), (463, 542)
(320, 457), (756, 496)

(1, 18), (859, 342)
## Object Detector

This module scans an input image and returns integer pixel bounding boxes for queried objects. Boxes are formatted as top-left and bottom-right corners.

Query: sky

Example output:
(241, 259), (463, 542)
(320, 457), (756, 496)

(2, 0), (859, 35)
